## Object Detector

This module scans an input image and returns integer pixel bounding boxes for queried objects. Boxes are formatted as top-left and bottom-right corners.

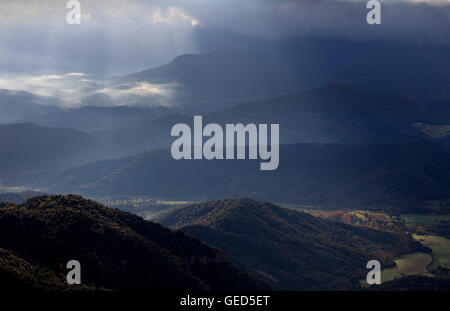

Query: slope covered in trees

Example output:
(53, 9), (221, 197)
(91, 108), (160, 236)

(159, 199), (427, 290)
(0, 195), (267, 291)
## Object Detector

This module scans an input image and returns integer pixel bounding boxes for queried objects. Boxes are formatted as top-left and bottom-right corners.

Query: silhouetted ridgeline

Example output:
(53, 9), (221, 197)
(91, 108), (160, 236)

(0, 195), (267, 291)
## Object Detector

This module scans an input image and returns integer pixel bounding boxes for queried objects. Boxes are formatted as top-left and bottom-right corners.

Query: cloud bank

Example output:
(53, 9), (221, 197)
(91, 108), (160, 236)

(0, 1), (449, 77)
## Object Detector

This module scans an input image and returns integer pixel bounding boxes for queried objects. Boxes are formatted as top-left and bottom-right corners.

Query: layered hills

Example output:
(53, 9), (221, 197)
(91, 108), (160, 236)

(119, 38), (450, 109)
(158, 199), (427, 290)
(0, 195), (267, 291)
(92, 83), (429, 156)
(8, 140), (450, 212)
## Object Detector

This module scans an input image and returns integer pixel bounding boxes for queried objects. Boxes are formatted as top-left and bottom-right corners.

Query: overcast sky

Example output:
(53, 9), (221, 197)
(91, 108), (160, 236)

(0, 0), (449, 107)
(0, 0), (449, 75)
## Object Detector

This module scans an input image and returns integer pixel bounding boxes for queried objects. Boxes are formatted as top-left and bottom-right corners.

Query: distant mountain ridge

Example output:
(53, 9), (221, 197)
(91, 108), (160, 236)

(6, 140), (450, 212)
(27, 105), (173, 132)
(207, 82), (426, 144)
(0, 191), (45, 204)
(5, 83), (447, 163)
(0, 89), (61, 123)
(91, 83), (435, 157)
(118, 38), (450, 112)
(0, 123), (105, 177)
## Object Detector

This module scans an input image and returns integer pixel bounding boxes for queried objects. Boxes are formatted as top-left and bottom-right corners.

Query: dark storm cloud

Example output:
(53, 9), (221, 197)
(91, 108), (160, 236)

(183, 0), (450, 42)
(0, 0), (449, 76)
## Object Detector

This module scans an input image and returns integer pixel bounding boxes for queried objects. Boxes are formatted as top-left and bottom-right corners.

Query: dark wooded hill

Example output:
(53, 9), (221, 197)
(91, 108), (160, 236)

(158, 199), (427, 290)
(0, 195), (267, 291)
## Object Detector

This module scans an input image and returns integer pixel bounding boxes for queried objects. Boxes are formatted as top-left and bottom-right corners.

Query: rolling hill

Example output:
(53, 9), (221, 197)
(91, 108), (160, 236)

(0, 195), (267, 291)
(92, 113), (191, 157)
(7, 140), (450, 212)
(0, 89), (61, 123)
(91, 83), (431, 157)
(206, 83), (426, 144)
(158, 199), (427, 290)
(2, 83), (445, 170)
(27, 105), (173, 132)
(0, 123), (106, 177)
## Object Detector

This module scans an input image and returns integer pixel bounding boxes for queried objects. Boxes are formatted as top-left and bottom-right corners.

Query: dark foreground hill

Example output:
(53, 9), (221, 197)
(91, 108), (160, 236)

(158, 199), (427, 290)
(0, 195), (267, 291)
(8, 140), (450, 212)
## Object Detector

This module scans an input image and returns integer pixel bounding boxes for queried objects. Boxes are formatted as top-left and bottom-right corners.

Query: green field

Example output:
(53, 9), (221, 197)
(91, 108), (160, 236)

(382, 252), (433, 282)
(413, 234), (450, 269)
(402, 214), (450, 225)
(419, 124), (450, 139)
(360, 252), (433, 286)
(379, 267), (403, 283)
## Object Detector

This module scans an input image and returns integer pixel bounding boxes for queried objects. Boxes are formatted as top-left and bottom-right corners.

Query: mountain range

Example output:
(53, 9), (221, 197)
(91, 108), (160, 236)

(88, 83), (444, 157)
(0, 32), (449, 292)
(117, 38), (450, 111)
(3, 83), (445, 174)
(2, 83), (448, 166)
(7, 140), (450, 212)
